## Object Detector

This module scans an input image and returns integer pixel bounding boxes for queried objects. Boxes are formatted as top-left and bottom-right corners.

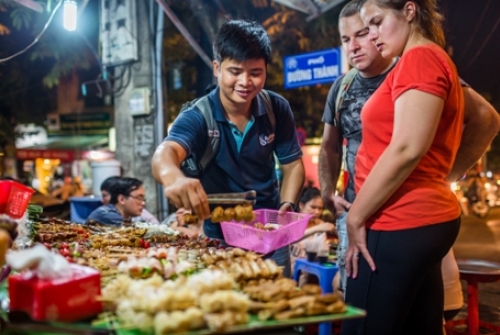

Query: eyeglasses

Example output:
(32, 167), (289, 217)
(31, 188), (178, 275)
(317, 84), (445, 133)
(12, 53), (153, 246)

(128, 195), (146, 203)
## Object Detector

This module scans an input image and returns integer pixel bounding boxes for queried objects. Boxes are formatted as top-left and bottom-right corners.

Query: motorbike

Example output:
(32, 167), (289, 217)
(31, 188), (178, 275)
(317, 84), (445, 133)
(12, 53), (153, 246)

(484, 181), (500, 207)
(466, 193), (489, 218)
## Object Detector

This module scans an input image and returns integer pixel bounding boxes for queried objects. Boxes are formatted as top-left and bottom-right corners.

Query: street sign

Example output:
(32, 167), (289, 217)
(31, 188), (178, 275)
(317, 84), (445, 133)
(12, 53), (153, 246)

(284, 48), (343, 89)
(48, 112), (112, 136)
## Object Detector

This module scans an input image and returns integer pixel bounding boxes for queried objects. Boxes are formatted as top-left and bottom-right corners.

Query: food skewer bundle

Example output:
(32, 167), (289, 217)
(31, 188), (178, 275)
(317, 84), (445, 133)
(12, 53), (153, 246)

(101, 269), (251, 334)
(244, 280), (347, 321)
(116, 247), (202, 280)
(31, 219), (91, 244)
(183, 204), (256, 224)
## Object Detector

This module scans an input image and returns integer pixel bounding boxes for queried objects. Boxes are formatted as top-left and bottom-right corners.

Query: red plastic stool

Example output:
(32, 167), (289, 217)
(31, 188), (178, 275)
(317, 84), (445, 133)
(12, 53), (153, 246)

(445, 259), (500, 335)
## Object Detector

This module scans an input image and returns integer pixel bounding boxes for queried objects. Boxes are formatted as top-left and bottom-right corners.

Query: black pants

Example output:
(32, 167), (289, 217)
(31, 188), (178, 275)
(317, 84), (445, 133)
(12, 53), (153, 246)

(341, 218), (460, 335)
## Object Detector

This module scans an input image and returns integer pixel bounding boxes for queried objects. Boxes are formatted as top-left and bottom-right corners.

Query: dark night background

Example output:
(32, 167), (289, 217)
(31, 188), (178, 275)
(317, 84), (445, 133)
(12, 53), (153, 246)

(441, 0), (500, 101)
(1, 0), (500, 166)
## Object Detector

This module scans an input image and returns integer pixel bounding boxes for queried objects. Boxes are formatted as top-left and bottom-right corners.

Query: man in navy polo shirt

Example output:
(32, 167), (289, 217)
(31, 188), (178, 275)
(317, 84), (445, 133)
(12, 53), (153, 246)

(152, 20), (305, 277)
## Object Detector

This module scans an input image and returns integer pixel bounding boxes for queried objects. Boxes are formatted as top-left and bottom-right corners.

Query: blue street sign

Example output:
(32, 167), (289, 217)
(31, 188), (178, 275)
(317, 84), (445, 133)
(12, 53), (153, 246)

(283, 48), (342, 89)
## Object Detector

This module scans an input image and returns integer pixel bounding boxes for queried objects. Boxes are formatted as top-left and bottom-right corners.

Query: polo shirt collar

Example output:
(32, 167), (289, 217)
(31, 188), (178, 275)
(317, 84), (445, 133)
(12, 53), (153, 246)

(208, 87), (268, 122)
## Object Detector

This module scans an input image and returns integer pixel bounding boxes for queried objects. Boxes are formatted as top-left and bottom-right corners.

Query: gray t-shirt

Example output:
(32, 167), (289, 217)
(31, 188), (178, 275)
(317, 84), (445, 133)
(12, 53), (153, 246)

(322, 70), (392, 203)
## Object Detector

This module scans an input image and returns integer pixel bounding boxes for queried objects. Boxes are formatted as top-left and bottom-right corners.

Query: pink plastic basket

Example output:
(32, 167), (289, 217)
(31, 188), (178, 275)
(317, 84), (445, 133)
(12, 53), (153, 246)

(0, 180), (35, 219)
(220, 209), (312, 254)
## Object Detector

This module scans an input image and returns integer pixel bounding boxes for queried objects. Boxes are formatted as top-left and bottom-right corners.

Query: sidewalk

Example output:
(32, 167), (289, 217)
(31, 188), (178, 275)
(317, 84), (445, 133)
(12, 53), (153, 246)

(452, 211), (500, 329)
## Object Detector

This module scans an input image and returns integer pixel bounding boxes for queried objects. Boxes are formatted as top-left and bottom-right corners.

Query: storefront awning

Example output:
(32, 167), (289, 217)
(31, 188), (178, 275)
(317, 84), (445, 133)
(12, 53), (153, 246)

(16, 135), (112, 162)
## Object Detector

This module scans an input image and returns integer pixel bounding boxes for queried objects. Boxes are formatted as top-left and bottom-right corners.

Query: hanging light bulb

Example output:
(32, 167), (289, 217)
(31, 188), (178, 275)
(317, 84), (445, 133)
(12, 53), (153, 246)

(63, 0), (77, 32)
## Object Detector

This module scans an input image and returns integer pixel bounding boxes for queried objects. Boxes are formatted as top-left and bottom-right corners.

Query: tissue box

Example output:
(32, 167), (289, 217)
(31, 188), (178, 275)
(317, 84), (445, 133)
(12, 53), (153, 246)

(8, 264), (102, 322)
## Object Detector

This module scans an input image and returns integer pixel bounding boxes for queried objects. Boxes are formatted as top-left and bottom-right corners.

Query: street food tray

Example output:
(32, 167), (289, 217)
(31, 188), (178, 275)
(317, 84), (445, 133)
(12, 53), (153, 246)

(0, 306), (365, 335)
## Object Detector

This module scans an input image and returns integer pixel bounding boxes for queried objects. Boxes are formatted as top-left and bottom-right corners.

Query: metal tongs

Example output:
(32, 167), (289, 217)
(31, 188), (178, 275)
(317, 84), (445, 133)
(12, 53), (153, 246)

(207, 190), (257, 205)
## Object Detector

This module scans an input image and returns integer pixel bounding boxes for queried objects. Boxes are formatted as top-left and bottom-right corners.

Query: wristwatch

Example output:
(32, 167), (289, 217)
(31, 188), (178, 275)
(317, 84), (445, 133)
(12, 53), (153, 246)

(279, 201), (297, 212)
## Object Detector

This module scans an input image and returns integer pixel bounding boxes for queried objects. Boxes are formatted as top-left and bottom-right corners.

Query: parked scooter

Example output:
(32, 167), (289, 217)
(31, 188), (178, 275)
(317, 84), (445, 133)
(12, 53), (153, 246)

(484, 180), (500, 207)
(463, 172), (490, 218)
(467, 193), (489, 218)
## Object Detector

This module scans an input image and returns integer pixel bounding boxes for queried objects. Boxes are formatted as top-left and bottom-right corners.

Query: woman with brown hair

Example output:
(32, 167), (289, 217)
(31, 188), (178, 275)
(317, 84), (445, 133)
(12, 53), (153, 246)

(342, 1), (463, 334)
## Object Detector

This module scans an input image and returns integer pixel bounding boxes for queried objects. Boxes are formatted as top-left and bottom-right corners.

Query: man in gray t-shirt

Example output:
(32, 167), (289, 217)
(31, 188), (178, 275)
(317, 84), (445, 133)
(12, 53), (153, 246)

(322, 70), (392, 203)
(318, 3), (395, 293)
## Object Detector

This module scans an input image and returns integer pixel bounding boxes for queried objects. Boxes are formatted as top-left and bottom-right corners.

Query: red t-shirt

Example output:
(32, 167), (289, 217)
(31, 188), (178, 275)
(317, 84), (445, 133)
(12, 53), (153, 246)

(355, 44), (463, 231)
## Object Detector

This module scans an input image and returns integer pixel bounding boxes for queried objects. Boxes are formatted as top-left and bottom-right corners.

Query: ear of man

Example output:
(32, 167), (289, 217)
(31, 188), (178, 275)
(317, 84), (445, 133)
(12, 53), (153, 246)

(117, 194), (127, 204)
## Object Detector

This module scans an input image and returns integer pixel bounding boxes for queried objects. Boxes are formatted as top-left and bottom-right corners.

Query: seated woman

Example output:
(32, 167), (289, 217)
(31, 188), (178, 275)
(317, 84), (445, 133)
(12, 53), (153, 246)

(291, 187), (336, 284)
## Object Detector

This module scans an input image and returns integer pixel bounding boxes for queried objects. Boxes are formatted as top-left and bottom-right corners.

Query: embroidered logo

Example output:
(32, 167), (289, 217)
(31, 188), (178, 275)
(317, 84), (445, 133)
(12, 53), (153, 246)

(208, 129), (220, 138)
(259, 133), (275, 146)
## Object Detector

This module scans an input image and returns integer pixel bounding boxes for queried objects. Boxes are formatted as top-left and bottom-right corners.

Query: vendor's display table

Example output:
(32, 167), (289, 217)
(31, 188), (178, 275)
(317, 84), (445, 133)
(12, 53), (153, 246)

(0, 306), (365, 335)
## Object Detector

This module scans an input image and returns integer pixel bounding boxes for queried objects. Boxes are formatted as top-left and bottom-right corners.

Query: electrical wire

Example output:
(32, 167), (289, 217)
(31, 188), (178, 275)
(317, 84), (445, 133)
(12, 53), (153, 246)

(0, 0), (63, 63)
(114, 64), (133, 97)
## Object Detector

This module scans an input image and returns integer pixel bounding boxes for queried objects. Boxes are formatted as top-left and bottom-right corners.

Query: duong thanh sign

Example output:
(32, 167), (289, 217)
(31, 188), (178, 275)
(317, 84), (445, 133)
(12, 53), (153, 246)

(284, 48), (345, 89)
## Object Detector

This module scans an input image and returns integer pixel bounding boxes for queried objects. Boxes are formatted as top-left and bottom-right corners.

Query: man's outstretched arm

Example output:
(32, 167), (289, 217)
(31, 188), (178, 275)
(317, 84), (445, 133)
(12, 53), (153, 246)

(319, 124), (351, 213)
(151, 141), (210, 219)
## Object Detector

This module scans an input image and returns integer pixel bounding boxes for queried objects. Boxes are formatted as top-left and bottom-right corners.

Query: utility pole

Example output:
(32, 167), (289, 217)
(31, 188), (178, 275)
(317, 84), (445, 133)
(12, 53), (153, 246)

(112, 0), (159, 219)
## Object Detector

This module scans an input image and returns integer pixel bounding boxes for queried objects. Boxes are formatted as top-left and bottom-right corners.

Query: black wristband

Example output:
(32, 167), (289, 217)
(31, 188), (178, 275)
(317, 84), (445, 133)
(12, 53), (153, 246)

(279, 201), (297, 212)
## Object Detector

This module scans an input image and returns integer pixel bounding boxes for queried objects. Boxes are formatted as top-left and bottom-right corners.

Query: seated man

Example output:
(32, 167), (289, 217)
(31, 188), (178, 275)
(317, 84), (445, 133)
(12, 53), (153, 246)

(87, 177), (145, 226)
(99, 176), (159, 224)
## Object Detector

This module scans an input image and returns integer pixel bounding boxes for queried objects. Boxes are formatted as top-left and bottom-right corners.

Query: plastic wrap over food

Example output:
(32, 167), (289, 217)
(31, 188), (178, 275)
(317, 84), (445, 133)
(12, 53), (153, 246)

(6, 243), (72, 280)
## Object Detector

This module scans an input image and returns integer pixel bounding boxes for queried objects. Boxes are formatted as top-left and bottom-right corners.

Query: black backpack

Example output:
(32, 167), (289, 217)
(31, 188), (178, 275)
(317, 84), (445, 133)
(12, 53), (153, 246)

(180, 90), (276, 177)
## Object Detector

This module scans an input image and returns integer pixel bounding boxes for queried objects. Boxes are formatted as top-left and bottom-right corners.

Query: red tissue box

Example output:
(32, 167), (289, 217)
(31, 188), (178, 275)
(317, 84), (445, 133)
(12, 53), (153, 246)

(8, 264), (102, 322)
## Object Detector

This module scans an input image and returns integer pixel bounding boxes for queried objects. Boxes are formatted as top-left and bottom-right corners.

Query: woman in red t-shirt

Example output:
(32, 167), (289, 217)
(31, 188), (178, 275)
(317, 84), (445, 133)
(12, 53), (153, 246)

(341, 1), (463, 334)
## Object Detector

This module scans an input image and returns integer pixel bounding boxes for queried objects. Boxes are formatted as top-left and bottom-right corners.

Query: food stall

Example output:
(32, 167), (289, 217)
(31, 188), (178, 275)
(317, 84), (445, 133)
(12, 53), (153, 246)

(0, 181), (365, 335)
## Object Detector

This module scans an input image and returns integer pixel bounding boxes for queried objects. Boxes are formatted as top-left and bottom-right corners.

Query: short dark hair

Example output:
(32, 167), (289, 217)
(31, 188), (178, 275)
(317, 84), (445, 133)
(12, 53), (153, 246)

(340, 1), (360, 19)
(299, 187), (322, 206)
(213, 20), (272, 65)
(109, 177), (142, 205)
(100, 176), (121, 192)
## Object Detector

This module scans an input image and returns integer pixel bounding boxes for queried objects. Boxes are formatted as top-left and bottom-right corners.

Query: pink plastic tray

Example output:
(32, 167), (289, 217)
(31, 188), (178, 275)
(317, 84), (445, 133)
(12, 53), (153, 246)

(221, 209), (312, 254)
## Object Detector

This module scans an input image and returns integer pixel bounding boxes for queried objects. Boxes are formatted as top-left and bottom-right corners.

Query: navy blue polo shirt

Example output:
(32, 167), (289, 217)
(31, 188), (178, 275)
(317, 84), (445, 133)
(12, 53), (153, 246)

(166, 87), (302, 239)
(86, 204), (123, 226)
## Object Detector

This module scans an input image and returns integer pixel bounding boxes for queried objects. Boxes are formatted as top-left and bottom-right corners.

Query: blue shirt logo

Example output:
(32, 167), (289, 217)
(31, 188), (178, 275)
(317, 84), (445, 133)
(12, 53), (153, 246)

(259, 133), (275, 146)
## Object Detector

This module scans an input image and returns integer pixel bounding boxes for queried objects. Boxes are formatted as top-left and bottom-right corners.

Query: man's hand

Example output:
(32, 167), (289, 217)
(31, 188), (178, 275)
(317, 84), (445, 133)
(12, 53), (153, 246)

(152, 141), (210, 219)
(163, 177), (210, 220)
(324, 194), (352, 215)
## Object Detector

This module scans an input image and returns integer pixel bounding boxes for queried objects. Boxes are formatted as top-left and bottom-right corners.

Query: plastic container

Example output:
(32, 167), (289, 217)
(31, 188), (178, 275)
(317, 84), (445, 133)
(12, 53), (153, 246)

(90, 160), (121, 196)
(9, 264), (102, 322)
(220, 209), (312, 254)
(0, 180), (35, 219)
(70, 196), (103, 223)
(306, 251), (317, 262)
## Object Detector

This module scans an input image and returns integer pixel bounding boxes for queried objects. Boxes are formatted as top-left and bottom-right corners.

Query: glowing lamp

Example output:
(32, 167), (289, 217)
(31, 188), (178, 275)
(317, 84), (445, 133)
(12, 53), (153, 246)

(63, 0), (77, 32)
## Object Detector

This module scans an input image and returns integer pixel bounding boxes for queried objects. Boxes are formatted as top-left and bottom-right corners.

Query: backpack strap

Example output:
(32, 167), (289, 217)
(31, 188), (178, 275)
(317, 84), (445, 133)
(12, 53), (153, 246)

(259, 89), (276, 131)
(334, 68), (358, 128)
(187, 89), (276, 175)
(192, 96), (219, 171)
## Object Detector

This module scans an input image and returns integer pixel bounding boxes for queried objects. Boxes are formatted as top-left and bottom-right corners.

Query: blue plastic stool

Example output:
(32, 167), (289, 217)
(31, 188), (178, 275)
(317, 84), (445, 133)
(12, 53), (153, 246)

(293, 258), (339, 335)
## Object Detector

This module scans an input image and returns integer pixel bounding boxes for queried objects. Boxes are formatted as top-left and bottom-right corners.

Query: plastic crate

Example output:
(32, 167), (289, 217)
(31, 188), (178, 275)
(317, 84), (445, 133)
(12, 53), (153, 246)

(9, 264), (102, 322)
(220, 209), (312, 254)
(0, 180), (35, 219)
(70, 197), (103, 224)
